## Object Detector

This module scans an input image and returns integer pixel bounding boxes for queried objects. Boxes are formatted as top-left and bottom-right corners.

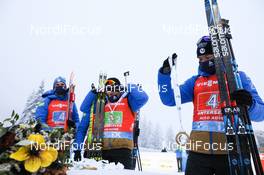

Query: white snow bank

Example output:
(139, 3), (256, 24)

(68, 149), (184, 175)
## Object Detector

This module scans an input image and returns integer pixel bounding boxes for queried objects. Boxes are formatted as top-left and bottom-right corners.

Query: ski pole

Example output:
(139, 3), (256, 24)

(168, 54), (184, 131)
(168, 54), (190, 147)
(138, 145), (143, 171)
(124, 71), (130, 92)
(124, 72), (143, 171)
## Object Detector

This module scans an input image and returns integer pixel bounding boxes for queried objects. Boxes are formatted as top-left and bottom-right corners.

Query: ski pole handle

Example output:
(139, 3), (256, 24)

(124, 71), (130, 90)
(172, 53), (178, 65)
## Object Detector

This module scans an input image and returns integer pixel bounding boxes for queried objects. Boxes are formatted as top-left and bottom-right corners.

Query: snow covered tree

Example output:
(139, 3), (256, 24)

(255, 130), (264, 148)
(138, 116), (147, 147)
(20, 80), (45, 123)
(139, 117), (153, 148)
(139, 117), (164, 150)
(165, 126), (176, 151)
(149, 123), (163, 150)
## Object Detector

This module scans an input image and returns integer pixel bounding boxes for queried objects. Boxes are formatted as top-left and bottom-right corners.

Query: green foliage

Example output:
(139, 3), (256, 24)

(0, 111), (74, 174)
(46, 127), (75, 166)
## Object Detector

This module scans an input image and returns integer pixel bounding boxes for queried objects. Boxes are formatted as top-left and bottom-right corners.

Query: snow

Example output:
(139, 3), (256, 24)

(68, 148), (185, 175)
(68, 170), (171, 175)
(140, 148), (179, 174)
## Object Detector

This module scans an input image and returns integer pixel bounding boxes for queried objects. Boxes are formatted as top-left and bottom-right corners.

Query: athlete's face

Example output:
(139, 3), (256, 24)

(106, 90), (120, 97)
(54, 82), (66, 89)
(198, 54), (214, 62)
(105, 85), (120, 97)
(106, 88), (121, 103)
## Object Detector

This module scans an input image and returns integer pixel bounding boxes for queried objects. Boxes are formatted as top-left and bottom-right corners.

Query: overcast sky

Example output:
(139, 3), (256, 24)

(0, 0), (264, 134)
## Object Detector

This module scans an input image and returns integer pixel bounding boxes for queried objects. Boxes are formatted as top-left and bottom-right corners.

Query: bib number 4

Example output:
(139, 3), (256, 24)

(207, 94), (218, 108)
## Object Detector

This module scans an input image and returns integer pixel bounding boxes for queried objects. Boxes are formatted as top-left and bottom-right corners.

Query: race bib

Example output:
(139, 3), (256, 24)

(52, 111), (66, 123)
(197, 91), (220, 110)
(195, 91), (222, 122)
(104, 111), (123, 127)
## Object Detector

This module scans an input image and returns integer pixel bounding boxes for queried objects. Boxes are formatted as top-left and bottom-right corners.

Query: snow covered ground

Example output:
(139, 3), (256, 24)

(68, 170), (179, 175)
(68, 148), (185, 175)
(139, 148), (181, 174)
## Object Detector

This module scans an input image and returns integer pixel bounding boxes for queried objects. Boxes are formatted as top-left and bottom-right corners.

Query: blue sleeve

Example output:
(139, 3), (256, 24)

(127, 84), (149, 112)
(74, 112), (92, 150)
(72, 103), (80, 127)
(80, 91), (97, 113)
(35, 98), (50, 124)
(157, 68), (197, 106)
(239, 71), (264, 122)
(74, 91), (96, 150)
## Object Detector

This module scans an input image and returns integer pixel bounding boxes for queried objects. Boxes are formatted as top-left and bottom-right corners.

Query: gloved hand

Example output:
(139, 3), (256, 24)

(67, 120), (76, 129)
(231, 89), (253, 107)
(91, 83), (105, 94)
(134, 128), (140, 137)
(35, 122), (42, 133)
(161, 53), (178, 74)
(74, 150), (82, 162)
(133, 128), (140, 142)
(91, 83), (97, 94)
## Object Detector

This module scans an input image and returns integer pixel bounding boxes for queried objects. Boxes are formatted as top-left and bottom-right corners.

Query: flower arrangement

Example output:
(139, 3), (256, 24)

(0, 111), (75, 175)
(9, 134), (58, 173)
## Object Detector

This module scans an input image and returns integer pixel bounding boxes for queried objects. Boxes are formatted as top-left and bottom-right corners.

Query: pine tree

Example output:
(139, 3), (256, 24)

(165, 126), (176, 151)
(138, 116), (147, 147)
(138, 117), (166, 150)
(20, 81), (45, 123)
(255, 130), (264, 148)
(149, 123), (163, 150)
(139, 117), (152, 148)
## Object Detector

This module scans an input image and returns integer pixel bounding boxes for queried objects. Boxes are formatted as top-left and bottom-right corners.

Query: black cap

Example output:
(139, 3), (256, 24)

(196, 36), (213, 57)
(105, 77), (123, 92)
(105, 77), (121, 86)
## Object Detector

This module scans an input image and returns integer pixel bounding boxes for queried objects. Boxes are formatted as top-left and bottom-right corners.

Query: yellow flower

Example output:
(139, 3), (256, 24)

(10, 134), (58, 173)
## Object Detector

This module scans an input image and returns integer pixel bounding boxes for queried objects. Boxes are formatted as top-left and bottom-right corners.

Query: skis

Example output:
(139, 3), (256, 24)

(64, 72), (75, 132)
(91, 73), (107, 160)
(123, 71), (143, 171)
(205, 1), (241, 173)
(204, 1), (263, 175)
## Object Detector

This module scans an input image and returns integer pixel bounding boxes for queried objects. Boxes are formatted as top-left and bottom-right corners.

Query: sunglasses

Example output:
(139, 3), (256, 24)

(105, 85), (120, 92)
(55, 83), (66, 87)
(105, 80), (116, 86)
